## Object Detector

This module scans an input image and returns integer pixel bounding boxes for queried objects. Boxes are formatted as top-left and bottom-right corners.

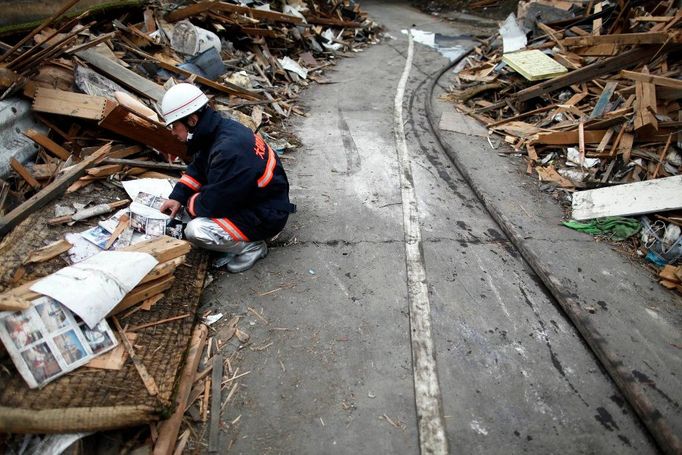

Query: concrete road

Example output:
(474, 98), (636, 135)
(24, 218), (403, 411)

(205, 1), (658, 453)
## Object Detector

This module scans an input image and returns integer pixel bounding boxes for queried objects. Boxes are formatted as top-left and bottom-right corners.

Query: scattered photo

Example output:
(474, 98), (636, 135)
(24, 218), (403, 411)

(81, 322), (115, 354)
(135, 192), (168, 211)
(3, 312), (41, 350)
(166, 219), (184, 239)
(146, 218), (166, 237)
(36, 299), (69, 332)
(135, 191), (156, 207)
(53, 330), (87, 365)
(20, 342), (61, 384)
(130, 212), (147, 233)
(80, 225), (111, 249)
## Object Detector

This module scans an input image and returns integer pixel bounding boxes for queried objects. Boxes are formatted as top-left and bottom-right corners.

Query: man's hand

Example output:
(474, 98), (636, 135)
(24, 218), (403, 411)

(160, 199), (182, 219)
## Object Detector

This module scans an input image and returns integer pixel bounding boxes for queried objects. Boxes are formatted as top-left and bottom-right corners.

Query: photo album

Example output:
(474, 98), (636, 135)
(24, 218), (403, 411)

(0, 296), (118, 388)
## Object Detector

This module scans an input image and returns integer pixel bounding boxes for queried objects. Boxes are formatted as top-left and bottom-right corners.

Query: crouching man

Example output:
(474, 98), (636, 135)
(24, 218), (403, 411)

(159, 83), (295, 273)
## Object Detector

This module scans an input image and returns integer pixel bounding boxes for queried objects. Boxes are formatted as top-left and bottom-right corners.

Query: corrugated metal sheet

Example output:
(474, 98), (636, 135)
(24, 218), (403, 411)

(0, 98), (45, 178)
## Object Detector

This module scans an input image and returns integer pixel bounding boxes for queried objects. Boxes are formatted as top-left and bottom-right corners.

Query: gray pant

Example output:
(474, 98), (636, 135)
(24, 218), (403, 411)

(184, 217), (254, 255)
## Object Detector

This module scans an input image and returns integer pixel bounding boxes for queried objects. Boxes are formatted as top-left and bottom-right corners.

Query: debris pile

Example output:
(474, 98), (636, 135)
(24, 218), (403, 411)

(0, 0), (379, 451)
(447, 0), (682, 291)
(0, 0), (381, 222)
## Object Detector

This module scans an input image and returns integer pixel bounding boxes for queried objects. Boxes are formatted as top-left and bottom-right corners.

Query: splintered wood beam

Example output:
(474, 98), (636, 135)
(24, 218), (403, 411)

(99, 105), (189, 162)
(10, 158), (41, 190)
(113, 317), (159, 396)
(562, 32), (676, 47)
(0, 143), (111, 237)
(620, 70), (682, 89)
(634, 68), (658, 134)
(23, 129), (71, 161)
(531, 129), (609, 145)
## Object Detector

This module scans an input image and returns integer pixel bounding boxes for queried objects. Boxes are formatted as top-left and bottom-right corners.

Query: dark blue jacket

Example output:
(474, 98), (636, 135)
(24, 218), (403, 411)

(169, 108), (294, 241)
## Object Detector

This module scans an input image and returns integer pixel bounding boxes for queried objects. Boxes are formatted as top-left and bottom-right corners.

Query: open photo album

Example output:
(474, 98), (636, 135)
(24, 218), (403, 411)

(0, 296), (118, 388)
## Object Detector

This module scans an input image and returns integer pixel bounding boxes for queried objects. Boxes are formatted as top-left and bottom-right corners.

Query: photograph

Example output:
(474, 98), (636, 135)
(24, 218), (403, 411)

(81, 225), (111, 249)
(146, 218), (167, 237)
(35, 298), (69, 333)
(166, 220), (184, 239)
(53, 330), (87, 365)
(135, 192), (168, 211)
(80, 322), (115, 354)
(21, 342), (61, 384)
(130, 212), (147, 233)
(3, 312), (42, 350)
(134, 191), (156, 207)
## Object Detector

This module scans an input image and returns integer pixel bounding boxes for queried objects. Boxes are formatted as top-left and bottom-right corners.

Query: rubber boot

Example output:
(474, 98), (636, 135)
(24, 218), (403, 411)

(227, 241), (268, 273)
(212, 252), (236, 268)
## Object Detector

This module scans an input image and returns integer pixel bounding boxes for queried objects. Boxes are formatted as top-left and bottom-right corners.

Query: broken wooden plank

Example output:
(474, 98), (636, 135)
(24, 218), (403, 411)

(154, 324), (208, 455)
(208, 350), (223, 452)
(104, 214), (130, 250)
(99, 105), (188, 162)
(32, 87), (115, 121)
(10, 158), (41, 190)
(24, 239), (72, 264)
(76, 48), (165, 101)
(620, 70), (682, 89)
(562, 32), (676, 47)
(112, 275), (175, 315)
(0, 143), (111, 237)
(634, 68), (658, 134)
(0, 294), (31, 312)
(23, 128), (71, 161)
(572, 175), (682, 220)
(113, 317), (159, 396)
(531, 129), (608, 145)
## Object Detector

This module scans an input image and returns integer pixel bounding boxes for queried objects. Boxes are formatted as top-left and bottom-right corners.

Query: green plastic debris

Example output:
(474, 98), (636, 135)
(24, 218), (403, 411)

(562, 216), (641, 241)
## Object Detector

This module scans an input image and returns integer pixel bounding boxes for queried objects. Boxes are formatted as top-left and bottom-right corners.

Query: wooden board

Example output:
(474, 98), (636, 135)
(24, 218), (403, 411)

(99, 105), (188, 162)
(0, 143), (111, 237)
(572, 175), (682, 220)
(32, 87), (114, 121)
(76, 48), (165, 102)
(23, 129), (71, 161)
(502, 50), (568, 81)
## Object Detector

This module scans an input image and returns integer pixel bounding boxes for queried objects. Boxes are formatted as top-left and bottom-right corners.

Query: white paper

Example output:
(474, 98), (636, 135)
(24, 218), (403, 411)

(30, 252), (158, 328)
(500, 13), (527, 54)
(66, 232), (104, 263)
(121, 178), (174, 200)
(567, 147), (600, 168)
(278, 56), (308, 79)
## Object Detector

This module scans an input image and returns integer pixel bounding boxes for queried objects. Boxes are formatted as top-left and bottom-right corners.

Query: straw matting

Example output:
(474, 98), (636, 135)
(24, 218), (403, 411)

(0, 185), (208, 433)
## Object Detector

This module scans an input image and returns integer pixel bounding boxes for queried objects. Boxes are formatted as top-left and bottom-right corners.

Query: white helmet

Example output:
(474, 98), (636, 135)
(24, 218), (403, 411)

(161, 83), (209, 125)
